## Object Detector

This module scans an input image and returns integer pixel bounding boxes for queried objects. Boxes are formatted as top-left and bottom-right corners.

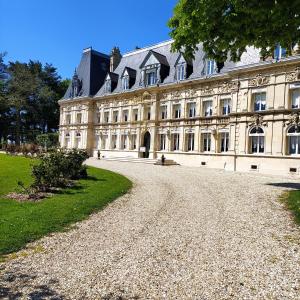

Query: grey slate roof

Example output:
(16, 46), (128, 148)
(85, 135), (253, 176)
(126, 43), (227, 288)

(63, 40), (261, 100)
(63, 48), (110, 99)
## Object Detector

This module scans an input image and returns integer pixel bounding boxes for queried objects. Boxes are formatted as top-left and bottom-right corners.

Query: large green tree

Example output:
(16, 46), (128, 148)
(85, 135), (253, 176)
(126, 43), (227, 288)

(168, 0), (300, 64)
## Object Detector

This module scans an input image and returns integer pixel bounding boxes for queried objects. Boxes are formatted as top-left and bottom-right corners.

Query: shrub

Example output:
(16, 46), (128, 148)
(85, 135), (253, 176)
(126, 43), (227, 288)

(31, 149), (89, 191)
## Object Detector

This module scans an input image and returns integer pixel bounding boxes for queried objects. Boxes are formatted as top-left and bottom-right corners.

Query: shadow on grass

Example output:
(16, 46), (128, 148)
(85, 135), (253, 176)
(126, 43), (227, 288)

(0, 271), (64, 300)
(266, 182), (300, 190)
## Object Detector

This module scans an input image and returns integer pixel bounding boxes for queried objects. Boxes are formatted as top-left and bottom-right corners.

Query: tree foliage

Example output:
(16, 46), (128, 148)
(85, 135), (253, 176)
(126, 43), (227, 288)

(0, 56), (69, 144)
(168, 0), (300, 63)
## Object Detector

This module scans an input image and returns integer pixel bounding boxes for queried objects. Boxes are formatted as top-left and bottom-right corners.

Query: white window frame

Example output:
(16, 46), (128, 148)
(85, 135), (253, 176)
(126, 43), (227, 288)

(287, 126), (300, 155)
(123, 110), (129, 122)
(172, 133), (180, 151)
(220, 132), (229, 152)
(203, 100), (213, 117)
(187, 102), (196, 118)
(146, 69), (157, 86)
(249, 127), (265, 154)
(159, 134), (166, 151)
(291, 88), (300, 109)
(122, 76), (129, 90)
(176, 64), (185, 81)
(113, 111), (119, 123)
(221, 99), (231, 115)
(104, 111), (109, 123)
(131, 134), (137, 150)
(160, 105), (168, 120)
(186, 133), (195, 151)
(206, 60), (215, 75)
(253, 92), (266, 112)
(111, 135), (117, 149)
(202, 132), (211, 152)
(121, 135), (127, 150)
(173, 104), (181, 119)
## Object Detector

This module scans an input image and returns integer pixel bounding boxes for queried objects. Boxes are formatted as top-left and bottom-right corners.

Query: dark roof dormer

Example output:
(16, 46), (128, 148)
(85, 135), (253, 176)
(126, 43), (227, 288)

(121, 67), (136, 90)
(139, 50), (170, 86)
(104, 72), (119, 93)
(174, 53), (193, 81)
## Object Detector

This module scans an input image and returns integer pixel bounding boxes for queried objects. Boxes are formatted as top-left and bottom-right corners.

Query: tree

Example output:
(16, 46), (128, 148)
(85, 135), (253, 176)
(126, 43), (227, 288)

(168, 0), (300, 64)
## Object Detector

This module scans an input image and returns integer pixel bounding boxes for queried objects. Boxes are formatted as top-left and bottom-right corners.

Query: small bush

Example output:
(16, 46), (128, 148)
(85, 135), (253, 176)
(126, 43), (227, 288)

(31, 149), (89, 191)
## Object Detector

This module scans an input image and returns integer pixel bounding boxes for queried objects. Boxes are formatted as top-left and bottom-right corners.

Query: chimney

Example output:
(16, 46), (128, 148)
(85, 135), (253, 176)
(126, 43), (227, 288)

(110, 46), (122, 72)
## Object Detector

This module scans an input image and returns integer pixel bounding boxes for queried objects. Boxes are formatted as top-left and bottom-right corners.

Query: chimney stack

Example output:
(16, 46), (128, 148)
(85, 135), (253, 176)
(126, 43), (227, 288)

(110, 46), (122, 72)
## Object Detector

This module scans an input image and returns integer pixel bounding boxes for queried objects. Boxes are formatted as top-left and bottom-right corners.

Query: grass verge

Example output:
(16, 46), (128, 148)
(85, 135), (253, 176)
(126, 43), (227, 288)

(281, 190), (300, 225)
(0, 154), (132, 257)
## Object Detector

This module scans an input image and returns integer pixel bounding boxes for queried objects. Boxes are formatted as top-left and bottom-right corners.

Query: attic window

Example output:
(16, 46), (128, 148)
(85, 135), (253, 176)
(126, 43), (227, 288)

(176, 64), (185, 81)
(104, 79), (111, 93)
(122, 75), (129, 90)
(146, 69), (157, 86)
(206, 60), (215, 75)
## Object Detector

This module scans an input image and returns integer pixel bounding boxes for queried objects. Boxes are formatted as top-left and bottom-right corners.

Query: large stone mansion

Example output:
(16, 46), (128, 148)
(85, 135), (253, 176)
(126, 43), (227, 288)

(58, 40), (300, 176)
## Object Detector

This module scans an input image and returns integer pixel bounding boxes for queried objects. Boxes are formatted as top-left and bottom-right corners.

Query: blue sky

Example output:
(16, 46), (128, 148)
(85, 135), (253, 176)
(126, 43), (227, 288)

(0, 0), (177, 79)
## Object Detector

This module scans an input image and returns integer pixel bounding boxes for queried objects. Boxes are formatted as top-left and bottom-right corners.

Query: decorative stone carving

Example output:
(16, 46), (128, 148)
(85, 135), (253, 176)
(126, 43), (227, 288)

(171, 90), (181, 99)
(186, 89), (198, 98)
(218, 81), (239, 94)
(200, 86), (214, 96)
(249, 74), (270, 87)
(285, 112), (300, 131)
(248, 114), (268, 128)
(286, 67), (300, 82)
(142, 91), (152, 101)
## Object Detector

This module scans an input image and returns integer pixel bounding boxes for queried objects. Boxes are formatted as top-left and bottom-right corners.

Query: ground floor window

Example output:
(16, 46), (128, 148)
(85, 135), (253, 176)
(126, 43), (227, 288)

(186, 133), (194, 151)
(287, 126), (300, 155)
(74, 132), (81, 148)
(202, 133), (211, 152)
(159, 134), (166, 151)
(101, 135), (108, 149)
(220, 132), (229, 152)
(249, 127), (264, 154)
(172, 134), (180, 151)
(64, 132), (70, 148)
(111, 135), (117, 149)
(131, 134), (137, 150)
(121, 135), (127, 150)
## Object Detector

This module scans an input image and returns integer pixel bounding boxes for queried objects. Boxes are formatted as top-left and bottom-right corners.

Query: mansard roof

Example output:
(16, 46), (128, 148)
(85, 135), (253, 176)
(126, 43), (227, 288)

(121, 67), (136, 78)
(63, 48), (110, 99)
(63, 40), (262, 100)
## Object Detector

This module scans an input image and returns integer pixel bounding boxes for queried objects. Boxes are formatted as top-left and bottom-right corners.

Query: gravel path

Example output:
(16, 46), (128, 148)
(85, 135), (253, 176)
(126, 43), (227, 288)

(1, 159), (300, 299)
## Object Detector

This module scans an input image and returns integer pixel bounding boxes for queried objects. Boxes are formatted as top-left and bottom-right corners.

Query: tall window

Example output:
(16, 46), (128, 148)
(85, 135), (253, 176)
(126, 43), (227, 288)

(253, 92), (266, 111)
(123, 110), (129, 122)
(173, 104), (181, 119)
(76, 113), (82, 124)
(121, 135), (127, 149)
(146, 70), (157, 86)
(187, 133), (195, 151)
(274, 45), (286, 60)
(206, 60), (215, 75)
(65, 132), (70, 148)
(249, 127), (264, 154)
(113, 111), (119, 123)
(111, 135), (117, 149)
(220, 132), (229, 152)
(176, 64), (185, 81)
(131, 134), (137, 150)
(172, 134), (180, 151)
(221, 99), (231, 115)
(160, 106), (167, 120)
(65, 114), (71, 125)
(75, 132), (81, 148)
(159, 134), (166, 150)
(187, 102), (196, 118)
(96, 112), (101, 123)
(133, 109), (139, 121)
(291, 89), (300, 109)
(202, 133), (211, 152)
(101, 135), (108, 149)
(122, 76), (129, 90)
(287, 126), (300, 155)
(104, 111), (109, 123)
(203, 101), (213, 117)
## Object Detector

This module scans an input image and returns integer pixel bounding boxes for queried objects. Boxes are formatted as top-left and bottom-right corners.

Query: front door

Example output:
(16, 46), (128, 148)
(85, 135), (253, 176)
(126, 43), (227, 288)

(143, 131), (151, 158)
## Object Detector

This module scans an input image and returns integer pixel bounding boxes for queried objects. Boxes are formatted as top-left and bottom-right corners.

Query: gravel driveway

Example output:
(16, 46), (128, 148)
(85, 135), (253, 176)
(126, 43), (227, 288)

(1, 159), (300, 299)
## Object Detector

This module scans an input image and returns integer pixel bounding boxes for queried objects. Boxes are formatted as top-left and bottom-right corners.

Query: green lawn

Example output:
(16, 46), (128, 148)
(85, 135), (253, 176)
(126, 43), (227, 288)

(0, 154), (132, 256)
(284, 190), (300, 225)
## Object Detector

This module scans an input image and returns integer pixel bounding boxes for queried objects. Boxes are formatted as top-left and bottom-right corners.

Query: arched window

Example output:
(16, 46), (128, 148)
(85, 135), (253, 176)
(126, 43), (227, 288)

(287, 125), (300, 155)
(65, 132), (70, 138)
(76, 132), (81, 137)
(249, 127), (264, 154)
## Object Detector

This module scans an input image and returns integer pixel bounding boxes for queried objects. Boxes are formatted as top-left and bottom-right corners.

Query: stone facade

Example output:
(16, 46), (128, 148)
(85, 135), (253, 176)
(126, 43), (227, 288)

(59, 41), (300, 176)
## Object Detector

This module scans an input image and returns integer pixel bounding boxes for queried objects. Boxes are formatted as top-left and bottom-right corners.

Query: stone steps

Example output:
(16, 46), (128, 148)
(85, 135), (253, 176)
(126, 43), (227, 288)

(98, 156), (179, 165)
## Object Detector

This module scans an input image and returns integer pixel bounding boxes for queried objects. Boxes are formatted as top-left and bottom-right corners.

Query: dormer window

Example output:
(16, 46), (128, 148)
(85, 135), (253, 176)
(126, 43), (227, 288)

(206, 60), (215, 75)
(104, 79), (111, 93)
(122, 76), (129, 90)
(146, 69), (157, 86)
(176, 64), (185, 81)
(274, 44), (286, 61)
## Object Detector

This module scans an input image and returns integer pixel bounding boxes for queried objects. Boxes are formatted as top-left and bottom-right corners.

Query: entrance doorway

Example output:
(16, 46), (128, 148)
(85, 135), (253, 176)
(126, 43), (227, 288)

(143, 131), (151, 158)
